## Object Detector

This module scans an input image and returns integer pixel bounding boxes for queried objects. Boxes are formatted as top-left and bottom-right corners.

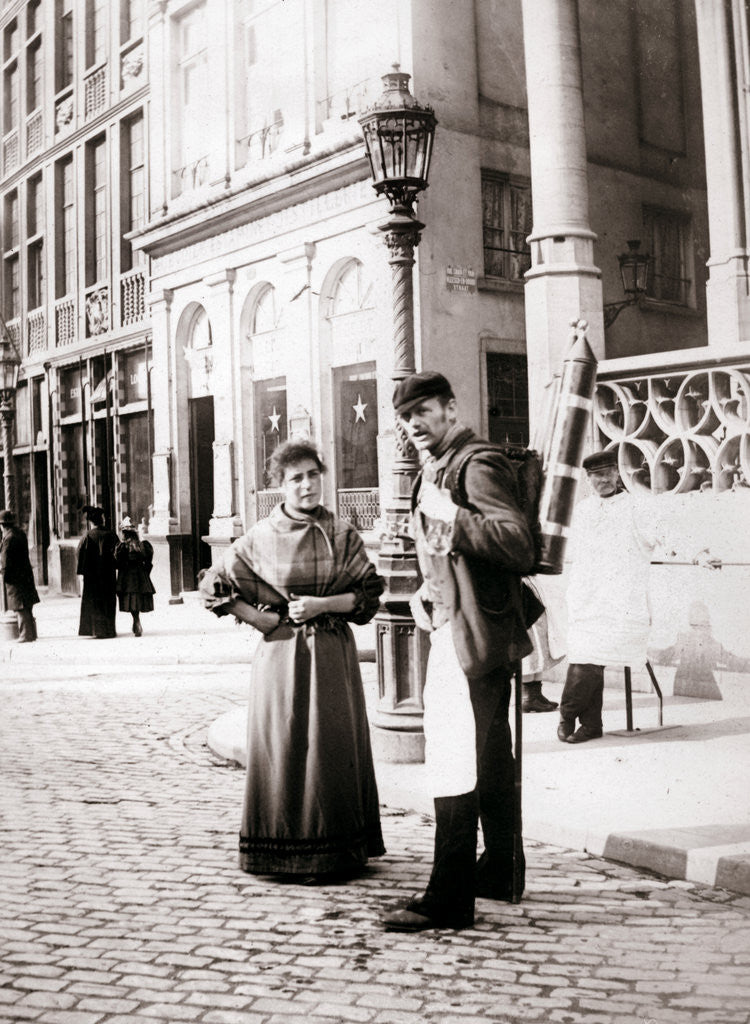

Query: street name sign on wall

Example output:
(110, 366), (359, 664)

(446, 265), (476, 292)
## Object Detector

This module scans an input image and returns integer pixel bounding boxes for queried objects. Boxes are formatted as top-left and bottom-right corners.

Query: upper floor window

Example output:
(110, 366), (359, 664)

(86, 136), (108, 284)
(27, 173), (43, 236)
(86, 0), (108, 68)
(55, 155), (75, 296)
(26, 38), (42, 112)
(56, 0), (74, 92)
(3, 61), (20, 136)
(481, 171), (532, 282)
(3, 18), (19, 62)
(174, 4), (208, 190)
(236, 0), (298, 163)
(317, 0), (399, 128)
(642, 207), (692, 305)
(121, 111), (146, 270)
(27, 0), (42, 37)
(27, 173), (45, 310)
(120, 0), (144, 45)
(4, 191), (19, 251)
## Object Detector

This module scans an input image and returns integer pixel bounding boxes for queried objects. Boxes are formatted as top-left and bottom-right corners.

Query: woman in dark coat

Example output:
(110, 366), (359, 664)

(115, 517), (155, 636)
(0, 509), (39, 643)
(76, 505), (118, 638)
(201, 439), (385, 882)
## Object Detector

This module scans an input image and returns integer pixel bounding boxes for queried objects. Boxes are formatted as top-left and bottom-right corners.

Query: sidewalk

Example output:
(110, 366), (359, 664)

(4, 591), (750, 898)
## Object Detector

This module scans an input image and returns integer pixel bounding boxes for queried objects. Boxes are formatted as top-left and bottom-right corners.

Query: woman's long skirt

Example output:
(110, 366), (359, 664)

(239, 621), (385, 876)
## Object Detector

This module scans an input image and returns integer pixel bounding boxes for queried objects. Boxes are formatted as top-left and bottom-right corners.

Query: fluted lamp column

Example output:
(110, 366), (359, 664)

(359, 67), (437, 762)
(0, 326), (21, 640)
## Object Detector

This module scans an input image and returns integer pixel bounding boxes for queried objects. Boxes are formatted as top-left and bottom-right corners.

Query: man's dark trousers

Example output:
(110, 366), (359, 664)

(560, 663), (605, 729)
(16, 607), (37, 642)
(421, 670), (522, 922)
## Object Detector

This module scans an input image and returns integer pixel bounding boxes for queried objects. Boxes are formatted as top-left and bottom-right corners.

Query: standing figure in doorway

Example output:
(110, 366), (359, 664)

(115, 516), (155, 637)
(0, 509), (40, 643)
(77, 505), (119, 639)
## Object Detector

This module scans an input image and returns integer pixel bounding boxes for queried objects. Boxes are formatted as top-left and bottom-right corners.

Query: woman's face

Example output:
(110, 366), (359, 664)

(281, 458), (323, 514)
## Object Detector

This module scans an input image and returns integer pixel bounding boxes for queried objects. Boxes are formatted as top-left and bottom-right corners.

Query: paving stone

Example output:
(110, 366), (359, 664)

(3, 670), (750, 1024)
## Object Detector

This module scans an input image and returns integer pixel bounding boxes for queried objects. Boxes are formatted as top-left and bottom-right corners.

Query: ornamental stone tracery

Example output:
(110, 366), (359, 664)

(594, 364), (750, 494)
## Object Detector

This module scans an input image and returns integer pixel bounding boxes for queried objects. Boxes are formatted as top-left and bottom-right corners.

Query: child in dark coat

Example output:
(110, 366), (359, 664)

(115, 517), (155, 636)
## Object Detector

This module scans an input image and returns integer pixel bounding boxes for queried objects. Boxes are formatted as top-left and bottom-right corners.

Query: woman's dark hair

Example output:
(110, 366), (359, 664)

(83, 505), (105, 527)
(269, 440), (327, 487)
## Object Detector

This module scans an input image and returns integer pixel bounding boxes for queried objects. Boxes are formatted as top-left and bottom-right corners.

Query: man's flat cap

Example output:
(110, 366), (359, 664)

(582, 449), (618, 472)
(393, 371), (454, 413)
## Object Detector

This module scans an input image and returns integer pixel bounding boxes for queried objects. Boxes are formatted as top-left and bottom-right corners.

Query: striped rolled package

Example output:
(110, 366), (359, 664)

(536, 319), (598, 574)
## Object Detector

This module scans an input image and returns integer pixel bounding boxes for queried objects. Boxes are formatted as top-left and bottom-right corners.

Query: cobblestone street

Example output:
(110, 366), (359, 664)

(1, 667), (749, 1024)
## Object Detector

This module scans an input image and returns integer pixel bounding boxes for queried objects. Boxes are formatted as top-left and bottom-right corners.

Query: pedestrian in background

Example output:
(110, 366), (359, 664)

(201, 439), (385, 883)
(521, 575), (565, 713)
(0, 509), (39, 643)
(383, 371), (535, 933)
(115, 516), (155, 637)
(558, 449), (657, 743)
(76, 505), (118, 639)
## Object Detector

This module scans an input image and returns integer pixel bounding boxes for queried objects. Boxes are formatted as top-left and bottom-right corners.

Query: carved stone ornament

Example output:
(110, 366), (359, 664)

(85, 289), (110, 335)
(121, 45), (144, 84)
(383, 226), (422, 263)
(55, 97), (74, 132)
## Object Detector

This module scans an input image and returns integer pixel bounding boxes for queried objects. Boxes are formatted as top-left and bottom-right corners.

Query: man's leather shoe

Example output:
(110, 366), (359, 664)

(382, 895), (473, 932)
(523, 693), (559, 713)
(557, 719), (575, 741)
(566, 725), (603, 744)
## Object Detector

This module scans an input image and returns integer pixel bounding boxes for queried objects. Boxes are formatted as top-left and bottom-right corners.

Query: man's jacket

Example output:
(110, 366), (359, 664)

(412, 427), (535, 669)
(0, 526), (40, 611)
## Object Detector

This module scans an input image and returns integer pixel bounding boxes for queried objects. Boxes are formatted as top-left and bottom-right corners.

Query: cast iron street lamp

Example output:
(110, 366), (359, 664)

(603, 239), (654, 328)
(0, 323), (21, 640)
(359, 66), (437, 761)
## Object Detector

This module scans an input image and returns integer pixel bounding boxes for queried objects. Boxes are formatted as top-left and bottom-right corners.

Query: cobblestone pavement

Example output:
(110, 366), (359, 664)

(1, 668), (750, 1024)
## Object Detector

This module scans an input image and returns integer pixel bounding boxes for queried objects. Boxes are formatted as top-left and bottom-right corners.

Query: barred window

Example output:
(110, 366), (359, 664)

(642, 207), (691, 305)
(481, 171), (532, 281)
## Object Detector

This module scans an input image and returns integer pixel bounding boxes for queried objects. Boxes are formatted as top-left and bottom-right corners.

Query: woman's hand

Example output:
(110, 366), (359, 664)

(288, 594), (325, 623)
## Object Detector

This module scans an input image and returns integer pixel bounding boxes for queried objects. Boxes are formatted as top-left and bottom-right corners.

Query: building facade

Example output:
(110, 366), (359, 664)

(2, 0), (749, 689)
(0, 0), (151, 591)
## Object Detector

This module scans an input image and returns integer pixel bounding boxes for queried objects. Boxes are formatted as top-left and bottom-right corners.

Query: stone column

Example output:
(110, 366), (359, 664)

(694, 0), (750, 346)
(204, 269), (242, 548)
(146, 288), (175, 537)
(521, 0), (604, 433)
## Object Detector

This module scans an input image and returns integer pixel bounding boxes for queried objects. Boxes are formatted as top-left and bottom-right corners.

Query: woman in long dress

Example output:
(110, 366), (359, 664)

(76, 505), (118, 639)
(202, 440), (385, 881)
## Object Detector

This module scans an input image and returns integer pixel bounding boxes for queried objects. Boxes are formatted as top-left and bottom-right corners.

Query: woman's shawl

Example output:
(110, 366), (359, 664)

(201, 505), (383, 626)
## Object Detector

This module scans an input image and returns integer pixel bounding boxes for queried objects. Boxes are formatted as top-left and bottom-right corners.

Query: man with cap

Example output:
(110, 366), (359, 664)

(558, 448), (657, 743)
(0, 509), (40, 642)
(382, 371), (535, 933)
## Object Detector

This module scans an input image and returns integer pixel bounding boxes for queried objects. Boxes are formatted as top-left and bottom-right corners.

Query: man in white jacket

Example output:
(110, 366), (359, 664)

(558, 449), (657, 744)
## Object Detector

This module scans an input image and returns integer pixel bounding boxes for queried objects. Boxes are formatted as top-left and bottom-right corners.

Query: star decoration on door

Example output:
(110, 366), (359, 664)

(352, 394), (368, 423)
(268, 406), (281, 432)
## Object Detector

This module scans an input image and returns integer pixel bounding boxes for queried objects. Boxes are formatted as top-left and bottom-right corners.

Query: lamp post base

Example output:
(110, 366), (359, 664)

(370, 722), (425, 764)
